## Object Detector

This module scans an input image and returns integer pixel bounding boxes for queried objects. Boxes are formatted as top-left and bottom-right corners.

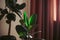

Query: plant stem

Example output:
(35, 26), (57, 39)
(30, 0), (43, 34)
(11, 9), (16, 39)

(8, 21), (11, 36)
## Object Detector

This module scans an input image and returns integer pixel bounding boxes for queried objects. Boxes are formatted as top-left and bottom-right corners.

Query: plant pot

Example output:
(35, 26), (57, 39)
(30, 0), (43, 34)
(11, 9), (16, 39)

(0, 35), (16, 40)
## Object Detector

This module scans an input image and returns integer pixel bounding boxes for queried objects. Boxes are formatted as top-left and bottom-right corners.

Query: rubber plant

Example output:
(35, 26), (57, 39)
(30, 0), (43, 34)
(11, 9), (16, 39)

(16, 11), (37, 40)
(0, 0), (26, 40)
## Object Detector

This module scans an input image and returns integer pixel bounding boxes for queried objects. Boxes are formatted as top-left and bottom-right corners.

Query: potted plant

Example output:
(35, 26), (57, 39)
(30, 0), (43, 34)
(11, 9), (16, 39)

(16, 11), (37, 40)
(0, 0), (26, 40)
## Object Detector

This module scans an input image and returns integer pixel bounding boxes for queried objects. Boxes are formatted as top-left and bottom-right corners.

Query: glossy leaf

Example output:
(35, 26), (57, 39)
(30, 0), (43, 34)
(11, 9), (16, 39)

(19, 32), (27, 39)
(0, 9), (8, 20)
(5, 0), (26, 18)
(27, 14), (37, 30)
(23, 11), (29, 28)
(6, 4), (22, 18)
(1, 9), (8, 14)
(16, 25), (27, 38)
(29, 14), (37, 25)
(5, 0), (17, 7)
(6, 13), (16, 21)
(15, 3), (26, 10)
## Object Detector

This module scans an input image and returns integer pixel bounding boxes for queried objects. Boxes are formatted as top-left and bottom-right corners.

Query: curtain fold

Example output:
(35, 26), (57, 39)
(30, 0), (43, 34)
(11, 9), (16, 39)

(56, 0), (60, 40)
(35, 0), (43, 39)
(30, 0), (36, 38)
(30, 0), (59, 40)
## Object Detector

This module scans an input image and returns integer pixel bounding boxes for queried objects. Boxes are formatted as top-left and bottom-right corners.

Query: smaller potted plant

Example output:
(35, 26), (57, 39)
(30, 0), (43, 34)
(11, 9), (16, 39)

(16, 11), (37, 40)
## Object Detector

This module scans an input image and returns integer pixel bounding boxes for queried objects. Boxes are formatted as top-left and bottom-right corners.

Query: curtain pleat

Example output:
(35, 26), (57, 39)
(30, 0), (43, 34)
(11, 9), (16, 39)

(30, 0), (36, 38)
(56, 0), (60, 40)
(30, 0), (56, 40)
(35, 0), (43, 39)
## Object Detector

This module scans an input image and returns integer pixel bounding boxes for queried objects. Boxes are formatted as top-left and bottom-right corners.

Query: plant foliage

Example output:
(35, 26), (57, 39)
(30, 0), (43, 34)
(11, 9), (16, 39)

(16, 11), (37, 39)
(0, 0), (26, 39)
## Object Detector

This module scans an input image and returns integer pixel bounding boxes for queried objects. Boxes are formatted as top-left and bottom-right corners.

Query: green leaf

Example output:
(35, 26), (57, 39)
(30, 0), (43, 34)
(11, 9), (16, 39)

(28, 26), (32, 31)
(0, 9), (8, 20)
(16, 25), (27, 38)
(6, 13), (16, 21)
(19, 32), (27, 38)
(29, 14), (37, 25)
(16, 3), (26, 10)
(1, 9), (8, 14)
(27, 14), (37, 30)
(5, 0), (17, 7)
(23, 11), (29, 27)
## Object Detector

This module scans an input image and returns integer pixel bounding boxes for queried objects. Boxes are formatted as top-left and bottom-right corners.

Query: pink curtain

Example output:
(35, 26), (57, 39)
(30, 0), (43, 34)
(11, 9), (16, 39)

(30, 0), (60, 40)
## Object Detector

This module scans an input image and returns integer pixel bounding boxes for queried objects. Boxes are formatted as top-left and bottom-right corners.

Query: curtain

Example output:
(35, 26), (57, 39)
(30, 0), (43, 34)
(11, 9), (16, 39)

(30, 0), (43, 40)
(30, 0), (36, 38)
(30, 0), (55, 40)
(56, 0), (60, 40)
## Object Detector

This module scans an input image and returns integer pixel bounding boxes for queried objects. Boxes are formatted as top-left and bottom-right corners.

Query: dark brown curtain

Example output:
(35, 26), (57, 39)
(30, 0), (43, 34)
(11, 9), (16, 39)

(30, 0), (60, 40)
(30, 0), (43, 40)
(55, 0), (60, 40)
